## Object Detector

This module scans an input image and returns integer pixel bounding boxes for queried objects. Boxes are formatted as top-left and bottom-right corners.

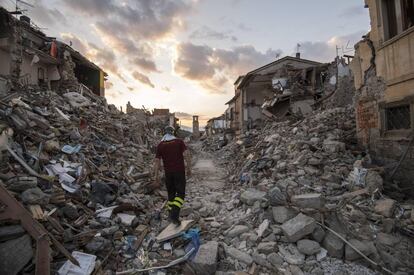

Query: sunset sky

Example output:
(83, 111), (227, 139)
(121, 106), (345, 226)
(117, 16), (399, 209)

(0, 0), (370, 126)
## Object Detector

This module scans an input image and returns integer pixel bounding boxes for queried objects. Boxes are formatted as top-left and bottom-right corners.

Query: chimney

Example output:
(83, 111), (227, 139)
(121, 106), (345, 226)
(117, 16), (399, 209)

(296, 52), (301, 59)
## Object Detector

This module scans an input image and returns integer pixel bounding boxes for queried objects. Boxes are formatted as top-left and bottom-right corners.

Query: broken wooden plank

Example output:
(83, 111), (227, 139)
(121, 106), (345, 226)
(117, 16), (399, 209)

(29, 205), (44, 220)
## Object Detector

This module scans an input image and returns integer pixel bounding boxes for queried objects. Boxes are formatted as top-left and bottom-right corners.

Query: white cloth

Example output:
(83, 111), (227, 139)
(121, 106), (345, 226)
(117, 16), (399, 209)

(161, 134), (177, 142)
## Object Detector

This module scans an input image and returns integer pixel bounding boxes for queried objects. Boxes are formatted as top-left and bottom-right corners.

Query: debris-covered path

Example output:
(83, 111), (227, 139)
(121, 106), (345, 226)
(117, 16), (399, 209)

(181, 141), (385, 275)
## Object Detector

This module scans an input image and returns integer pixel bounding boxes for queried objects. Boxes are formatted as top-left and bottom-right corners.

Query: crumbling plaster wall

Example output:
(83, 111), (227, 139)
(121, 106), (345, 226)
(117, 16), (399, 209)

(244, 86), (273, 124)
(20, 54), (48, 85)
(352, 0), (414, 187)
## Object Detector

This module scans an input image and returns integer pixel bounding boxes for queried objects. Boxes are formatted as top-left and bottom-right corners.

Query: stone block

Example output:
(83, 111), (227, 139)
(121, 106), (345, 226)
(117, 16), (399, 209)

(227, 225), (250, 238)
(312, 225), (325, 243)
(240, 189), (266, 206)
(281, 213), (316, 242)
(291, 193), (324, 209)
(190, 241), (219, 275)
(322, 232), (344, 259)
(297, 239), (321, 255)
(224, 245), (253, 265)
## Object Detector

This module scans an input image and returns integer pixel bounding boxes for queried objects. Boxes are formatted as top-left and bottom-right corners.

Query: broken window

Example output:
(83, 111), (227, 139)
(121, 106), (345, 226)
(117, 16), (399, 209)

(385, 105), (411, 130)
(383, 0), (398, 39)
(402, 0), (414, 31)
(382, 0), (414, 40)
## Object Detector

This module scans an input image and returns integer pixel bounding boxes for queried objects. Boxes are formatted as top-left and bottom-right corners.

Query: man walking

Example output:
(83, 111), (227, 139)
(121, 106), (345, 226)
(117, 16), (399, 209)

(153, 126), (191, 226)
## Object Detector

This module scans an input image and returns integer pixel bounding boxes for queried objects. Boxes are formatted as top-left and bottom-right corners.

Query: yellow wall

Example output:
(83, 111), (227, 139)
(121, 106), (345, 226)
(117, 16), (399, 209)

(353, 0), (414, 101)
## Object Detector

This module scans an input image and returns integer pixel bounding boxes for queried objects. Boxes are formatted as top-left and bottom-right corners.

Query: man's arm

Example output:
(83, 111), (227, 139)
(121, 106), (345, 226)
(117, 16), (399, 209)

(184, 150), (191, 178)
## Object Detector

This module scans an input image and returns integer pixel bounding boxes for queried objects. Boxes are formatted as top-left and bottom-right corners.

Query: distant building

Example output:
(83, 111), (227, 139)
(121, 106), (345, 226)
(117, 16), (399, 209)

(205, 115), (226, 136)
(226, 56), (324, 134)
(0, 7), (107, 96)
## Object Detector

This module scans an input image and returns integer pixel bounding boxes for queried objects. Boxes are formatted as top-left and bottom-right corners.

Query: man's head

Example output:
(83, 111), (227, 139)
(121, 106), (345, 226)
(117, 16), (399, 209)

(165, 126), (175, 135)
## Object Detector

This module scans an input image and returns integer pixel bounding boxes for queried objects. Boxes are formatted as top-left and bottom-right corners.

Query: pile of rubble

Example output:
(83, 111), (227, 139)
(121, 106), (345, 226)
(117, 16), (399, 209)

(0, 86), (196, 274)
(203, 106), (414, 274)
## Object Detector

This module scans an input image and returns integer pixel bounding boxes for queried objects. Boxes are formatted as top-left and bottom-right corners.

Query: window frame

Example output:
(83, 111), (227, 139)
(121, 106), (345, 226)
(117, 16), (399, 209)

(379, 99), (414, 139)
(381, 0), (414, 41)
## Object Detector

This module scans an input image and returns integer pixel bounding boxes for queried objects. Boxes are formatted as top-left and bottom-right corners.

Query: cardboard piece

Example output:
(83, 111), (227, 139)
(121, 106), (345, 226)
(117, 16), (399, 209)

(156, 220), (194, 242)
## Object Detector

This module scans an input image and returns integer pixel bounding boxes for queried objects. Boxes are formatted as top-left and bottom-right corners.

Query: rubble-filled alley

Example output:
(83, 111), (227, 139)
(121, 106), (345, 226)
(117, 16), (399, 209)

(1, 1), (414, 275)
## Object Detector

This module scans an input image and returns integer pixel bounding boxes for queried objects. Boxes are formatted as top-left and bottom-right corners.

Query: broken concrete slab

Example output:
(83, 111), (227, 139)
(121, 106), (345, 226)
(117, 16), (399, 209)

(224, 244), (253, 265)
(322, 231), (344, 259)
(291, 193), (325, 209)
(0, 225), (25, 242)
(0, 234), (33, 275)
(190, 241), (218, 275)
(374, 198), (396, 218)
(156, 220), (194, 242)
(281, 213), (316, 242)
(240, 189), (266, 206)
(272, 206), (297, 224)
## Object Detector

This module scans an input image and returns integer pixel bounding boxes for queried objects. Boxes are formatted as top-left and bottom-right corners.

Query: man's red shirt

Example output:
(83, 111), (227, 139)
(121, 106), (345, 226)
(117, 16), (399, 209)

(156, 139), (187, 173)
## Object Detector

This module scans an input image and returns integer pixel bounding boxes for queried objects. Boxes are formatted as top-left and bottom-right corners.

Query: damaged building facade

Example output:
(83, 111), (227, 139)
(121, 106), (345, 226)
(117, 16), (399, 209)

(0, 7), (106, 96)
(225, 56), (330, 134)
(351, 0), (414, 186)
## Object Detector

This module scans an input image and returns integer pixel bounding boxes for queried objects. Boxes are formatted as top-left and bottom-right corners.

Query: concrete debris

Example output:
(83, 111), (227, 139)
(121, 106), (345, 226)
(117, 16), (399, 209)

(0, 234), (33, 275)
(224, 244), (254, 265)
(272, 206), (297, 224)
(291, 193), (325, 209)
(281, 213), (316, 242)
(257, 241), (277, 254)
(322, 232), (345, 259)
(279, 244), (305, 265)
(297, 239), (321, 255)
(240, 189), (266, 205)
(227, 225), (250, 238)
(201, 98), (414, 274)
(0, 83), (191, 274)
(189, 241), (219, 275)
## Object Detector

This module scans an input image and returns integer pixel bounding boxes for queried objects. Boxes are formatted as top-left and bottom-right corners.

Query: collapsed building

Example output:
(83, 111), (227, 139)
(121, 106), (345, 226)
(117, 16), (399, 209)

(205, 115), (226, 136)
(225, 55), (330, 134)
(0, 7), (106, 96)
(350, 0), (414, 194)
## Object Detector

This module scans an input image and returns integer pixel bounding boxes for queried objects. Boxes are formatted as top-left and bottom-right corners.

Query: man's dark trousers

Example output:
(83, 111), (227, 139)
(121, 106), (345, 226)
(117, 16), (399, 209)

(165, 171), (186, 221)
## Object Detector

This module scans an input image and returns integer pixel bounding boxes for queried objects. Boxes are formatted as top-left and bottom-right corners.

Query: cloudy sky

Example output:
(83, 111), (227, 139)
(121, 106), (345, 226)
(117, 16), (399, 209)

(0, 0), (370, 126)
